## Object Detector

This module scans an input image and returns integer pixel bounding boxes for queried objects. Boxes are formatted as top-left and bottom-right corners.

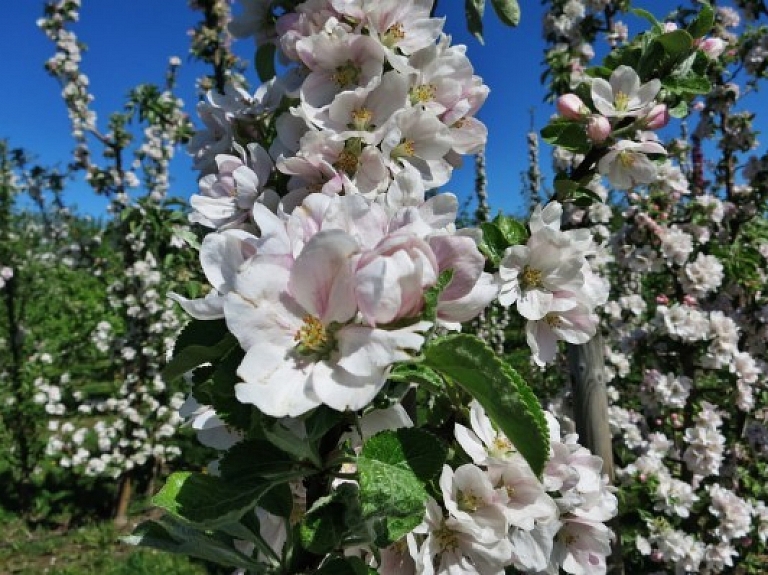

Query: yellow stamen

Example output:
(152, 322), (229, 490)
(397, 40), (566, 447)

(614, 91), (630, 112)
(334, 150), (359, 176)
(391, 139), (416, 159)
(383, 22), (406, 46)
(457, 490), (481, 512)
(294, 315), (328, 353)
(351, 107), (373, 130)
(411, 84), (437, 104)
(331, 61), (360, 88)
(520, 266), (544, 290)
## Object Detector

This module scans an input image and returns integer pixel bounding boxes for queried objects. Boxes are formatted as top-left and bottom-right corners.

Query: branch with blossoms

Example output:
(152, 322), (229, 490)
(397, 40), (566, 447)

(39, 0), (205, 523)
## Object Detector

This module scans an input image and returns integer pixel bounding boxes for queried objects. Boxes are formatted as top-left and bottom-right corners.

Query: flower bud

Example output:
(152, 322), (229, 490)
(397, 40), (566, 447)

(557, 94), (587, 120)
(643, 103), (670, 130)
(663, 22), (678, 32)
(699, 37), (726, 59)
(586, 114), (611, 143)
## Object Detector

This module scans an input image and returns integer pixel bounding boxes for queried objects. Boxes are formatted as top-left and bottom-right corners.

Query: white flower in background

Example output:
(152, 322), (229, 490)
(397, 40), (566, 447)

(681, 252), (724, 297)
(590, 65), (660, 118)
(597, 139), (667, 189)
(660, 225), (694, 265)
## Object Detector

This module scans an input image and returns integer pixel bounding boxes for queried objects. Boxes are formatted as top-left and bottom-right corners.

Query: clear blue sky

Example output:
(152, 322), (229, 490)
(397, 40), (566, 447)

(0, 1), (714, 218)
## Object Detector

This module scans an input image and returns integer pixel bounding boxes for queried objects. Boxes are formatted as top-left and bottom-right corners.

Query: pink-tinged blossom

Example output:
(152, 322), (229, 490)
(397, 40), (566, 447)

(305, 70), (409, 143)
(497, 229), (585, 320)
(557, 94), (588, 120)
(296, 27), (386, 112)
(591, 65), (660, 118)
(586, 115), (611, 143)
(597, 139), (667, 189)
(169, 229), (259, 320)
(225, 239), (429, 416)
(332, 0), (444, 63)
(190, 143), (277, 229)
(526, 299), (598, 366)
(381, 107), (453, 187)
(409, 498), (512, 575)
(440, 464), (509, 537)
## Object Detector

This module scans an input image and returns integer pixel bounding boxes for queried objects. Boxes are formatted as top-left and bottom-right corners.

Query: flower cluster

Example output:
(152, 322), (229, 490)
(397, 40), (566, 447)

(406, 402), (616, 575)
(497, 201), (607, 365)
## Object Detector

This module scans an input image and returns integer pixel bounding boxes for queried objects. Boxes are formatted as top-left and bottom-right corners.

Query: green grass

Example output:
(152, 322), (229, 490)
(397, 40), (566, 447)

(0, 516), (210, 575)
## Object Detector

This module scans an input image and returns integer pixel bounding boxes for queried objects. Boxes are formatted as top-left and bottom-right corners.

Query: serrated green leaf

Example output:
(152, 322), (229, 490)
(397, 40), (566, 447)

(423, 334), (549, 476)
(490, 0), (520, 26)
(255, 43), (276, 82)
(687, 3), (714, 39)
(125, 519), (267, 572)
(479, 222), (507, 265)
(152, 471), (273, 529)
(388, 362), (444, 391)
(465, 0), (485, 43)
(540, 120), (590, 154)
(493, 214), (528, 246)
(363, 428), (447, 483)
(663, 74), (712, 96)
(357, 429), (445, 545)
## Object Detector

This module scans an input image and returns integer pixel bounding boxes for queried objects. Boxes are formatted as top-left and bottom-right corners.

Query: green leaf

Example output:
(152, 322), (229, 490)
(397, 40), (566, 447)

(630, 8), (662, 31)
(540, 120), (590, 154)
(163, 318), (238, 382)
(125, 519), (267, 572)
(663, 74), (712, 96)
(478, 222), (508, 265)
(260, 418), (323, 468)
(364, 428), (447, 483)
(423, 334), (549, 476)
(305, 406), (346, 441)
(388, 362), (445, 391)
(218, 439), (309, 482)
(194, 345), (254, 432)
(255, 43), (276, 82)
(300, 483), (365, 554)
(316, 556), (371, 575)
(152, 471), (273, 529)
(492, 214), (528, 246)
(570, 187), (604, 208)
(357, 429), (446, 545)
(465, 0), (485, 44)
(490, 0), (520, 26)
(423, 269), (454, 320)
(687, 3), (714, 39)
(657, 30), (694, 60)
(668, 100), (689, 118)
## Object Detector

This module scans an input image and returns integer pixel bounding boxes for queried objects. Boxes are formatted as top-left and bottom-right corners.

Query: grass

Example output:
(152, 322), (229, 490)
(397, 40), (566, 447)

(0, 515), (211, 575)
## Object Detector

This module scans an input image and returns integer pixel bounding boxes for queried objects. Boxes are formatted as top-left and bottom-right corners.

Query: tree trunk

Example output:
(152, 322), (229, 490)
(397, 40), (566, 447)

(567, 333), (623, 574)
(114, 470), (133, 527)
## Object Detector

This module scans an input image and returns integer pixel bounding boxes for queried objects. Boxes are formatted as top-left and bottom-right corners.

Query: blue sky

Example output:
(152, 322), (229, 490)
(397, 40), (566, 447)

(1, 1), (707, 218)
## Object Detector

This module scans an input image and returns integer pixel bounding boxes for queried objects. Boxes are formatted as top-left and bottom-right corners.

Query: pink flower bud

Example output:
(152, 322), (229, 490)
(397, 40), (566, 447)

(699, 37), (726, 59)
(693, 101), (705, 112)
(586, 114), (611, 143)
(656, 294), (669, 305)
(557, 94), (587, 120)
(683, 295), (697, 306)
(644, 104), (670, 130)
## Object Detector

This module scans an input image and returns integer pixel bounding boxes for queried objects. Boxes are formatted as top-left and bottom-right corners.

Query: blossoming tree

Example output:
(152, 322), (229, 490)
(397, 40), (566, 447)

(123, 0), (724, 573)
